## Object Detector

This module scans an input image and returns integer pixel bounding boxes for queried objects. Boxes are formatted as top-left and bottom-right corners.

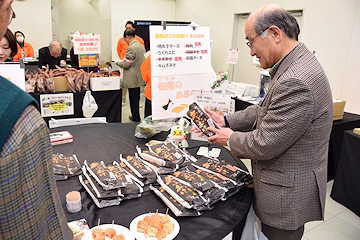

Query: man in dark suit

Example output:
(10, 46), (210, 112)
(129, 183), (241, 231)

(38, 40), (67, 69)
(199, 3), (333, 240)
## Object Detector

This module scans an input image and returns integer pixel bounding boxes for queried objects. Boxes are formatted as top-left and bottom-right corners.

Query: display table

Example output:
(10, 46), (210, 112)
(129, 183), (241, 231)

(30, 90), (121, 124)
(331, 130), (360, 217)
(52, 123), (253, 240)
(328, 113), (360, 181)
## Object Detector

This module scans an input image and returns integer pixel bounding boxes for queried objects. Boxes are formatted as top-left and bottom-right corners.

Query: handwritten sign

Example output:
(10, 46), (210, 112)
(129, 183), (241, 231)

(227, 49), (239, 64)
(150, 26), (212, 76)
(78, 54), (98, 67)
(150, 26), (215, 120)
(40, 93), (74, 117)
(73, 34), (101, 54)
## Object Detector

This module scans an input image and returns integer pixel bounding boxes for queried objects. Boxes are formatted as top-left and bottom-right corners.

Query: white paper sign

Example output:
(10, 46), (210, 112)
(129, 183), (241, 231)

(150, 25), (215, 120)
(227, 49), (239, 64)
(190, 91), (232, 141)
(73, 34), (101, 54)
(0, 63), (25, 91)
(150, 26), (212, 76)
(40, 93), (74, 117)
(151, 73), (214, 120)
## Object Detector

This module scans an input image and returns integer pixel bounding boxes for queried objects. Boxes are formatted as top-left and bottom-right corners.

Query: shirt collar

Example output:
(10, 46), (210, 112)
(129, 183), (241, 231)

(269, 44), (299, 78)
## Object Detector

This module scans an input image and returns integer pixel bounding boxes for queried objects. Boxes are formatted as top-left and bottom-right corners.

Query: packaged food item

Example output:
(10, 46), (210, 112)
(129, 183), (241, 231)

(82, 166), (122, 199)
(79, 175), (121, 208)
(150, 185), (201, 217)
(147, 141), (186, 166)
(194, 156), (251, 185)
(171, 169), (214, 192)
(52, 153), (81, 175)
(67, 218), (89, 240)
(137, 146), (179, 169)
(119, 154), (156, 183)
(157, 175), (208, 210)
(186, 102), (220, 137)
(84, 160), (130, 190)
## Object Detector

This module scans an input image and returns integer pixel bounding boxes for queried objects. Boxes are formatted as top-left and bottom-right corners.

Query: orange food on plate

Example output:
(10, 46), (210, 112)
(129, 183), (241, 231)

(137, 213), (175, 240)
(104, 227), (116, 238)
(92, 228), (104, 238)
(94, 233), (105, 240)
(113, 234), (125, 240)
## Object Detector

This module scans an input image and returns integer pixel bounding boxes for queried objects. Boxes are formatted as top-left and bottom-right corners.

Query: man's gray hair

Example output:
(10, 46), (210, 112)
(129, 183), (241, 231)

(255, 9), (300, 41)
(49, 40), (62, 50)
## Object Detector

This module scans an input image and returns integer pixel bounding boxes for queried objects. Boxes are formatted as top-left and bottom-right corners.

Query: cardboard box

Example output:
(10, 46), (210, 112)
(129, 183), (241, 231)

(53, 77), (68, 92)
(333, 99), (346, 121)
(354, 128), (360, 136)
(90, 76), (120, 91)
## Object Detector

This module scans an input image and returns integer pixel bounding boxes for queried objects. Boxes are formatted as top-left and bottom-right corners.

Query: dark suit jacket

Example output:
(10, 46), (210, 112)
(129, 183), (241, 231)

(227, 43), (333, 230)
(38, 46), (67, 70)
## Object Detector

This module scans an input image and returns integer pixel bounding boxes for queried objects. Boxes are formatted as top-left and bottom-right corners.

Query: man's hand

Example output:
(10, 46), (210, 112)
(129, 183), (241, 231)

(204, 107), (226, 127)
(207, 127), (234, 146)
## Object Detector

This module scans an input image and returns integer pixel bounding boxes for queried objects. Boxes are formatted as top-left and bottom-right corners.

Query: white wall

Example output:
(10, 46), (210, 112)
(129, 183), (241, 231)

(110, 0), (176, 60)
(58, 0), (111, 64)
(341, 3), (360, 114)
(9, 0), (53, 56)
(174, 0), (360, 114)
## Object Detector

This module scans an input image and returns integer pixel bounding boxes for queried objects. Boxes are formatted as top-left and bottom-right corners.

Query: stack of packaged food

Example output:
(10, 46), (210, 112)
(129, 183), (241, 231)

(79, 156), (156, 208)
(52, 153), (81, 181)
(78, 140), (252, 213)
(137, 141), (252, 216)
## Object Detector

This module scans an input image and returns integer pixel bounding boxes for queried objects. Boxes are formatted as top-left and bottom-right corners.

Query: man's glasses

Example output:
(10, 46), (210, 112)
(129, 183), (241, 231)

(9, 6), (16, 25)
(246, 27), (269, 49)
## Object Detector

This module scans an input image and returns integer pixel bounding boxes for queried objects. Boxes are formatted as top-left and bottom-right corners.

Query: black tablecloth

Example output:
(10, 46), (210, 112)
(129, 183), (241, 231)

(31, 90), (121, 124)
(328, 113), (360, 181)
(52, 123), (253, 240)
(331, 130), (360, 216)
(234, 97), (254, 111)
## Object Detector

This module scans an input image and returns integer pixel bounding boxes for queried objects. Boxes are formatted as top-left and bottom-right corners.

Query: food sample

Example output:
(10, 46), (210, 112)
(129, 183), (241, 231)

(92, 228), (104, 239)
(186, 102), (220, 137)
(137, 212), (175, 240)
(113, 235), (125, 240)
(104, 227), (116, 238)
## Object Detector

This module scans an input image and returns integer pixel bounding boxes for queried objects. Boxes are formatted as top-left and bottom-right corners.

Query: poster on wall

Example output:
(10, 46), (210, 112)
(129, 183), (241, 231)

(73, 34), (101, 54)
(0, 63), (25, 91)
(190, 91), (232, 141)
(150, 25), (215, 120)
(227, 49), (239, 64)
(40, 93), (74, 117)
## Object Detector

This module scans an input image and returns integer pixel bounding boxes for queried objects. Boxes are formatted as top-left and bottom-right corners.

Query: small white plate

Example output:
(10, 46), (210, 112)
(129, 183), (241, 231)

(129, 213), (180, 240)
(82, 224), (135, 240)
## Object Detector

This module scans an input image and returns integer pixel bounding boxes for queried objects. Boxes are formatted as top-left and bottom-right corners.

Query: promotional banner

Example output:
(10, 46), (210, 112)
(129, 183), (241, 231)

(0, 63), (25, 90)
(73, 34), (101, 54)
(150, 25), (215, 120)
(40, 93), (74, 117)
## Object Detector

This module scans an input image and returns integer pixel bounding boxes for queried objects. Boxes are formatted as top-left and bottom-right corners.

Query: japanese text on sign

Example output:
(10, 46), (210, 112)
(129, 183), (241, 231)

(73, 34), (101, 54)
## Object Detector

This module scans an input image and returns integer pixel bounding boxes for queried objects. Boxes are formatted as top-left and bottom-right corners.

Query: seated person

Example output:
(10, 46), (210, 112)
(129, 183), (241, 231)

(38, 40), (67, 69)
(0, 28), (17, 62)
(12, 30), (34, 61)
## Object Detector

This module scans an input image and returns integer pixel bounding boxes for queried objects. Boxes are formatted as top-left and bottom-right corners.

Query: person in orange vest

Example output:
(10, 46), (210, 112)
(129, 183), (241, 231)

(12, 30), (34, 61)
(117, 21), (145, 105)
(116, 21), (144, 60)
(140, 53), (151, 117)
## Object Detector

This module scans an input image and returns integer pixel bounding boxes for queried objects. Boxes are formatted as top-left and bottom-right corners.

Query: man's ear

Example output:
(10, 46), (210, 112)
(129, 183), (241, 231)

(268, 25), (282, 43)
